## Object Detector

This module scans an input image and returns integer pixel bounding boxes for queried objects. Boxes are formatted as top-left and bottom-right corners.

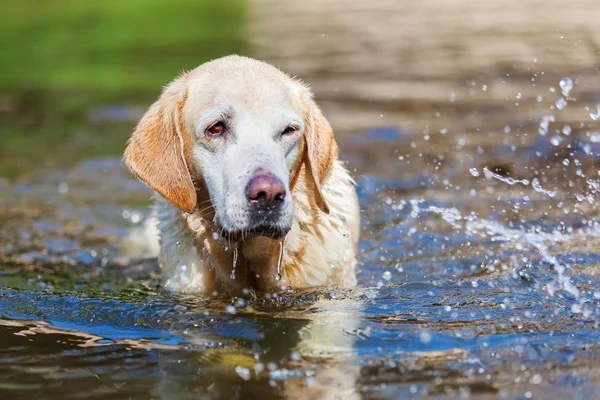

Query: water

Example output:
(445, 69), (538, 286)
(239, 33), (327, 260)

(2, 3), (600, 399)
(276, 241), (284, 282)
(559, 77), (573, 97)
(231, 245), (239, 280)
(2, 87), (600, 399)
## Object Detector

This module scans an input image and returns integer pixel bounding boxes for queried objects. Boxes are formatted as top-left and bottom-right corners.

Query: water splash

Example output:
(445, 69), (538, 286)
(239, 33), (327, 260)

(410, 199), (590, 300)
(538, 115), (555, 136)
(531, 177), (557, 197)
(464, 216), (580, 298)
(559, 77), (573, 97)
(230, 245), (238, 280)
(589, 106), (600, 121)
(276, 240), (284, 281)
(420, 205), (463, 229)
(483, 167), (530, 186)
(555, 97), (567, 110)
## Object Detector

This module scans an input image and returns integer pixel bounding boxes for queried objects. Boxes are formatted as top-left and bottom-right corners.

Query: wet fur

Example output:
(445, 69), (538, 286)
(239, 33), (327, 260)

(124, 55), (360, 293)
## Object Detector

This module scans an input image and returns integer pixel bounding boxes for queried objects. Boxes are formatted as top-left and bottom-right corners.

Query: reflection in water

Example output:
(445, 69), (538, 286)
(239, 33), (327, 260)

(154, 298), (363, 399)
(0, 290), (364, 399)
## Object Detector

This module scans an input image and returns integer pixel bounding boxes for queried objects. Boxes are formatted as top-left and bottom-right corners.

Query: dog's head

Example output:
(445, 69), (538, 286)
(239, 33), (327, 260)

(124, 56), (337, 241)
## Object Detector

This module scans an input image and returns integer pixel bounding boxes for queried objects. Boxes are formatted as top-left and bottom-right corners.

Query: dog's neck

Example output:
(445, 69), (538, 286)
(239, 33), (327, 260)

(155, 161), (358, 293)
(197, 229), (284, 291)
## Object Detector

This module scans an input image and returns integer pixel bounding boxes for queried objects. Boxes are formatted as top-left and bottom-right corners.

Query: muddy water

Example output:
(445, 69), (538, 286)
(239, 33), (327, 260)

(2, 1), (600, 399)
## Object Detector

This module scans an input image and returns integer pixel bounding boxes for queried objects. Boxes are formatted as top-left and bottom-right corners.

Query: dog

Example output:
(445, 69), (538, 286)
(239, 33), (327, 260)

(124, 55), (360, 293)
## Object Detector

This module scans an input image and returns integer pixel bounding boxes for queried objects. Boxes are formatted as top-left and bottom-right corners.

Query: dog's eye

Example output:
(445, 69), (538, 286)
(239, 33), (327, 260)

(207, 121), (225, 136)
(282, 126), (297, 135)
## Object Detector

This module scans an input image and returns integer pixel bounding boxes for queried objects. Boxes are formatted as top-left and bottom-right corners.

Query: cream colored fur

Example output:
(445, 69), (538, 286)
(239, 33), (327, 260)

(156, 159), (359, 293)
(123, 55), (360, 294)
(121, 57), (363, 398)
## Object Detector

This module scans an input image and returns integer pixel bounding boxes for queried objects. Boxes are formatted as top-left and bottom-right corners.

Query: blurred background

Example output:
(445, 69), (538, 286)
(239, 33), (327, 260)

(2, 1), (600, 398)
(0, 0), (246, 177)
(1, 0), (598, 177)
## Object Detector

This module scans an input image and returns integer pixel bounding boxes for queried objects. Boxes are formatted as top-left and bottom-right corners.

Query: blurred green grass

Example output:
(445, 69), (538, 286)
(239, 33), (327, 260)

(0, 0), (246, 94)
(0, 0), (247, 178)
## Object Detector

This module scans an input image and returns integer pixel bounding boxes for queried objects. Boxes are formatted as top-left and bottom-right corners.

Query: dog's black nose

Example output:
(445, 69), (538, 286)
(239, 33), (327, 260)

(245, 169), (286, 210)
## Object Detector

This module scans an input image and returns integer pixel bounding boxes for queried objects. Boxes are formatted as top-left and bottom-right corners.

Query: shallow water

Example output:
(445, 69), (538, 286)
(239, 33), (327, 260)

(3, 2), (600, 399)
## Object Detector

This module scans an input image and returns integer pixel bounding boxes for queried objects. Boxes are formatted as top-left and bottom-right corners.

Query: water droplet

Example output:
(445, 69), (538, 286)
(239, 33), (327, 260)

(531, 374), (542, 385)
(591, 132), (600, 143)
(275, 240), (284, 281)
(130, 212), (142, 224)
(504, 124), (511, 134)
(449, 92), (456, 102)
(230, 245), (238, 280)
(562, 125), (571, 136)
(538, 115), (554, 136)
(235, 365), (250, 380)
(559, 77), (573, 96)
(382, 271), (392, 281)
(536, 95), (543, 103)
(550, 136), (562, 146)
(589, 106), (600, 121)
(419, 329), (432, 343)
(555, 97), (567, 110)
(516, 92), (522, 99)
(469, 168), (480, 177)
(57, 182), (69, 194)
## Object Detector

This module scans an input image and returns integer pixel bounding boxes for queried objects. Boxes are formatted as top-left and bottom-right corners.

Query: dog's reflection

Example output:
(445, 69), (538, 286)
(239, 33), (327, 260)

(153, 295), (363, 400)
(0, 293), (363, 399)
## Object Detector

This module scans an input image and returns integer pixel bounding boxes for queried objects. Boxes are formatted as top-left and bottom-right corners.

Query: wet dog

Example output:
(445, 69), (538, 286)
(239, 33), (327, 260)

(124, 56), (359, 293)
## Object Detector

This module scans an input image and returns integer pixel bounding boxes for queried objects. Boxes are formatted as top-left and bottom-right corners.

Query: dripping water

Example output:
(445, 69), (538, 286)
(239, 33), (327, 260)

(230, 245), (238, 280)
(276, 240), (284, 281)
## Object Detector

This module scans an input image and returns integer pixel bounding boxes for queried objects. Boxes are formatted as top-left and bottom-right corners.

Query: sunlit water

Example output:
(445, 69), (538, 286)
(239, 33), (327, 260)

(3, 5), (600, 399)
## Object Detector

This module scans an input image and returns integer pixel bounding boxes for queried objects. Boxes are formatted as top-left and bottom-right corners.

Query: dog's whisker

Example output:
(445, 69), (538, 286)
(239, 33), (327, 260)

(198, 205), (215, 215)
(196, 199), (213, 208)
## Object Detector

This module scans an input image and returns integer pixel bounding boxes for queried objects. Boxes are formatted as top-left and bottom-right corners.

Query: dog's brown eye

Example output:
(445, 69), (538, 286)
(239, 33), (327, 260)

(282, 126), (297, 135)
(207, 121), (225, 135)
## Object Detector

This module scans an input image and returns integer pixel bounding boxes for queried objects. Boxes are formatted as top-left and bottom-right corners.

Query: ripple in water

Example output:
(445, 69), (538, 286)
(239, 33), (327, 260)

(1, 75), (600, 399)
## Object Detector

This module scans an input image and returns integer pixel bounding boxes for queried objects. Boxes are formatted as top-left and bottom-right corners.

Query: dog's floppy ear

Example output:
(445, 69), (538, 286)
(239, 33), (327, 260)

(124, 80), (197, 213)
(303, 98), (338, 215)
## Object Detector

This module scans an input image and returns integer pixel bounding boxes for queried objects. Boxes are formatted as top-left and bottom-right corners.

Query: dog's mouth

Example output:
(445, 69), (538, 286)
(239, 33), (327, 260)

(218, 225), (289, 242)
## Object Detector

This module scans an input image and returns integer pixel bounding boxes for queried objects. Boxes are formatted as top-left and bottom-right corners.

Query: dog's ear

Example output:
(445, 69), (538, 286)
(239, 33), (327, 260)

(303, 98), (338, 214)
(124, 80), (197, 213)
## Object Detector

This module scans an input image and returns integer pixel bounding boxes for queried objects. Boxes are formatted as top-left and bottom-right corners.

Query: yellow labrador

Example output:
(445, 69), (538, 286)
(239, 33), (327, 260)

(124, 55), (359, 293)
